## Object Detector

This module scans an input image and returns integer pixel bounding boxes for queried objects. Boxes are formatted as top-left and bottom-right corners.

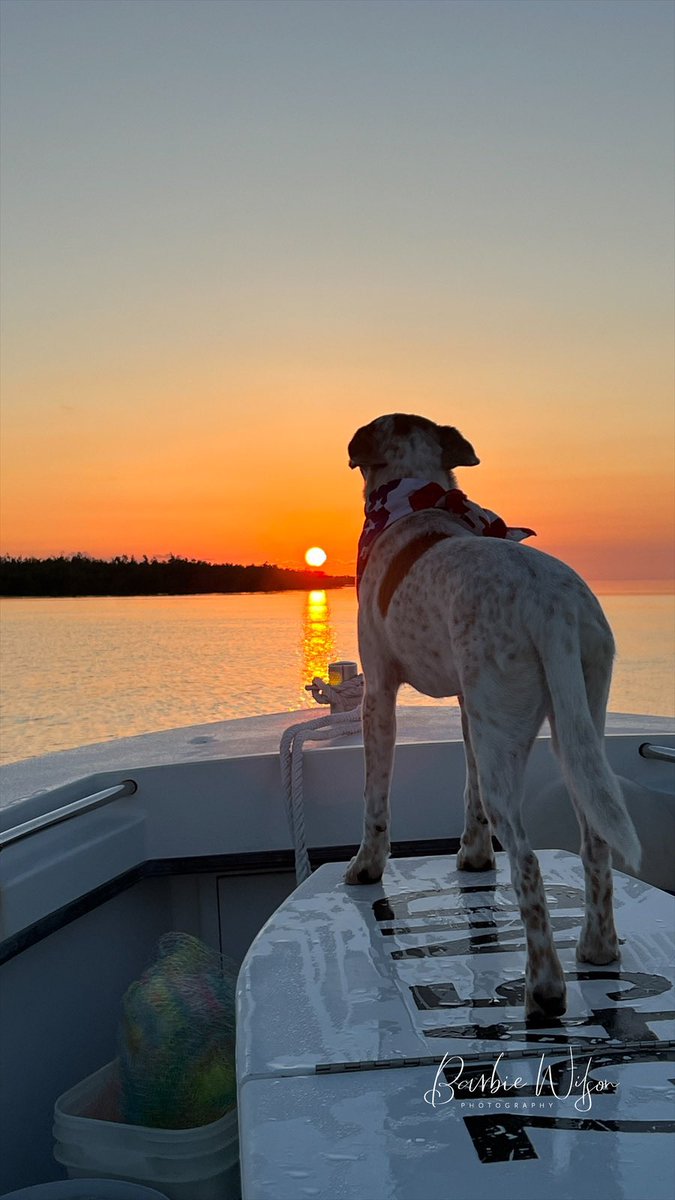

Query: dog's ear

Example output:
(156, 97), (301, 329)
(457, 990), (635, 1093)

(348, 425), (382, 469)
(439, 425), (480, 468)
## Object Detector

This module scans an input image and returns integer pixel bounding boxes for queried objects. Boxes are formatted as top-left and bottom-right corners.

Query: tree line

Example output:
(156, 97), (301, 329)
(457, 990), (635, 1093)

(0, 554), (354, 597)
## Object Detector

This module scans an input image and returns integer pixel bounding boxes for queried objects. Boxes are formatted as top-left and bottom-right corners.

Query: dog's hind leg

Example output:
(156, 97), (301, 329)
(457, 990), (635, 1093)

(463, 695), (567, 1018)
(549, 778), (620, 964)
(575, 821), (620, 964)
(345, 681), (398, 885)
(577, 644), (621, 963)
(550, 644), (620, 965)
(456, 701), (496, 872)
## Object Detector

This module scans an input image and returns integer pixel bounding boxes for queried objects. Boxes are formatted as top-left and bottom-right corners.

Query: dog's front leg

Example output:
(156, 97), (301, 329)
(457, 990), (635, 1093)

(345, 684), (397, 884)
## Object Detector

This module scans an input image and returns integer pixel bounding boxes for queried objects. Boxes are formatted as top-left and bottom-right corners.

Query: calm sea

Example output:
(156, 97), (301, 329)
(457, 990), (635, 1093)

(0, 586), (673, 767)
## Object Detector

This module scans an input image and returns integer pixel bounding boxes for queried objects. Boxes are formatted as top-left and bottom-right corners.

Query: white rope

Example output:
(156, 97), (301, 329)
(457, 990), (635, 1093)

(280, 676), (364, 884)
(304, 673), (365, 711)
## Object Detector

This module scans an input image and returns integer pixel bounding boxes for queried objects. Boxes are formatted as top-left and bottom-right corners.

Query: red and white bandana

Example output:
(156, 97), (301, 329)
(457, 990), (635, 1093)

(356, 478), (535, 591)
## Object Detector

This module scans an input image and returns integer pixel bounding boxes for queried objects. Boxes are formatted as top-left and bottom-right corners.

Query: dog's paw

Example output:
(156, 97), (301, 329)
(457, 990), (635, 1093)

(456, 846), (496, 872)
(525, 976), (567, 1020)
(576, 927), (620, 965)
(345, 848), (388, 885)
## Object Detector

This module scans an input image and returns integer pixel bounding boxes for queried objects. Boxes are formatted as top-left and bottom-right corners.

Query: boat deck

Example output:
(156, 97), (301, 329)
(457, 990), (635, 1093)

(2, 707), (673, 809)
(237, 850), (675, 1200)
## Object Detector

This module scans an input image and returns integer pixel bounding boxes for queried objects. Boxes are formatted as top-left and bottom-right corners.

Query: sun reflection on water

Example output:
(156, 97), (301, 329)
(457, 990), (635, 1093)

(301, 589), (337, 698)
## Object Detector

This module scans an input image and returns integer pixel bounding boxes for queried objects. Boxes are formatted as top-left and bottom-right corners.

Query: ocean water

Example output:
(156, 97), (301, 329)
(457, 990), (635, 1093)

(0, 585), (673, 767)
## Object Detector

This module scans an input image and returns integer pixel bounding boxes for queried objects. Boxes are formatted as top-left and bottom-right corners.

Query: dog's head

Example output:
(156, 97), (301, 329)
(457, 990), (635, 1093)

(348, 413), (479, 491)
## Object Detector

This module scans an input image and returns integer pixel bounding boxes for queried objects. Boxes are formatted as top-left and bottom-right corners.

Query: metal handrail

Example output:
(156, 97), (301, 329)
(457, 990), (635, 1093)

(0, 779), (138, 851)
(638, 742), (675, 764)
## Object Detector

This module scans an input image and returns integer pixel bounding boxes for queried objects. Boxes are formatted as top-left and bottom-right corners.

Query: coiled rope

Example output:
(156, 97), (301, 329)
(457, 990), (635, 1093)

(304, 673), (365, 711)
(280, 674), (364, 884)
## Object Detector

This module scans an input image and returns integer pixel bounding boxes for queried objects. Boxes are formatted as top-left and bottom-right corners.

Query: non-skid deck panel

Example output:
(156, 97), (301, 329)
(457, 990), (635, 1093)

(237, 850), (675, 1199)
(237, 850), (675, 1075)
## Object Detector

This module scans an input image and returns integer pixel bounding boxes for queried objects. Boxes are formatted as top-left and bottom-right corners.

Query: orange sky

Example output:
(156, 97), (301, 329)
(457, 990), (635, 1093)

(1, 1), (673, 584)
(1, 351), (673, 582)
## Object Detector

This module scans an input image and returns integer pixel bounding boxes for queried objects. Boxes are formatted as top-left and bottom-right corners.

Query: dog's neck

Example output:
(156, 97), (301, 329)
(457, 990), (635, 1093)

(362, 466), (455, 498)
(356, 478), (536, 593)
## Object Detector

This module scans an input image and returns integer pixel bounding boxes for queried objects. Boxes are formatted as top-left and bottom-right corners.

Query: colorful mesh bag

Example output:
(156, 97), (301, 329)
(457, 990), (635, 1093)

(118, 932), (237, 1129)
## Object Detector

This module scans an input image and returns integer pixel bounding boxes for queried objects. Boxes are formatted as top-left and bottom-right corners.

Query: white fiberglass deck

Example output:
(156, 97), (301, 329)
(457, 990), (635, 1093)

(237, 850), (675, 1200)
(3, 707), (673, 809)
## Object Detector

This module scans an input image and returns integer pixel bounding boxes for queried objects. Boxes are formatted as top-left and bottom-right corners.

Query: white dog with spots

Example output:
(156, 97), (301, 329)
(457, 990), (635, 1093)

(346, 413), (640, 1019)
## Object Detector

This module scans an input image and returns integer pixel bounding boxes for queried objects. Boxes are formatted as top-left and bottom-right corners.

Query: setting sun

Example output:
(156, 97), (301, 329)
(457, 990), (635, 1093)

(305, 546), (327, 567)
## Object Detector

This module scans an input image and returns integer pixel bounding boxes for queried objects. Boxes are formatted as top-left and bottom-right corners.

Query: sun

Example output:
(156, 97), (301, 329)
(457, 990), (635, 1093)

(305, 546), (327, 567)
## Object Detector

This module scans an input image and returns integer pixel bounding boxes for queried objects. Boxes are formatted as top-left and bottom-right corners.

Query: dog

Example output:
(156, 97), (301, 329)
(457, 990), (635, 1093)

(346, 412), (640, 1018)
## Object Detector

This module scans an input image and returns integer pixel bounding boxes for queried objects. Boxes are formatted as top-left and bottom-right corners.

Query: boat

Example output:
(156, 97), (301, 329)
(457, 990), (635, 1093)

(0, 699), (674, 1198)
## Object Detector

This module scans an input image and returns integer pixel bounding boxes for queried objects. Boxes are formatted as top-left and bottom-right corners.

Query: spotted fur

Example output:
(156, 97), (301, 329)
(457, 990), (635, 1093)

(346, 413), (640, 1018)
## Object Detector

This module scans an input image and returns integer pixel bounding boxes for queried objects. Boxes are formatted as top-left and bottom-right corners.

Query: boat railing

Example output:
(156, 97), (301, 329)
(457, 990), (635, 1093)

(638, 742), (675, 763)
(0, 779), (138, 851)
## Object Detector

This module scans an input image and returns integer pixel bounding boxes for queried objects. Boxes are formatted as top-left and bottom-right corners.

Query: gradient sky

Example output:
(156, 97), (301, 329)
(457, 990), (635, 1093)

(1, 0), (673, 580)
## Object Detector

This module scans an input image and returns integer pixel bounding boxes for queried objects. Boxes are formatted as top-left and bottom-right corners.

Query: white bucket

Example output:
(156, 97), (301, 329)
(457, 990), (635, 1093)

(52, 1061), (240, 1200)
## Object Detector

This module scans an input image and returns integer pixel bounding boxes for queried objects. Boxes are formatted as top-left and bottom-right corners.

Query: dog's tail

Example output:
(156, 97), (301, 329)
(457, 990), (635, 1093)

(540, 628), (641, 872)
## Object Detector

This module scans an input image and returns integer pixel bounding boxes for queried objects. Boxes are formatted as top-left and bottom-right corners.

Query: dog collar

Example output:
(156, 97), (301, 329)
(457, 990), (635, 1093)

(356, 478), (535, 592)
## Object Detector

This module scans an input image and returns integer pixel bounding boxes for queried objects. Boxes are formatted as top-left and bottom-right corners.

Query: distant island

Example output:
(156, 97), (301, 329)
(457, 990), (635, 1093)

(0, 554), (355, 597)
